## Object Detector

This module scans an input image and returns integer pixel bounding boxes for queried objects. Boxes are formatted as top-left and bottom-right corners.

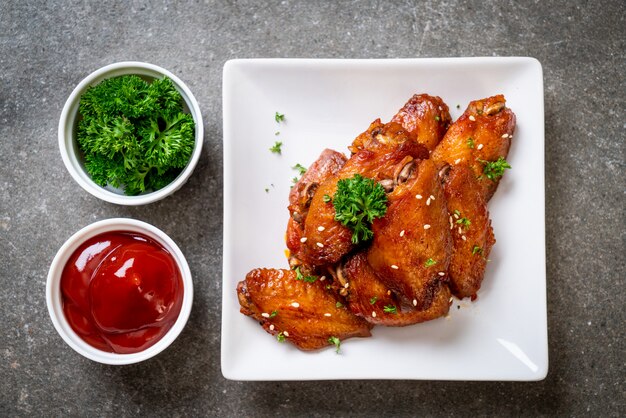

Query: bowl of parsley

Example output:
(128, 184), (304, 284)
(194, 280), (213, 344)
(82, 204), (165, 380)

(58, 62), (203, 205)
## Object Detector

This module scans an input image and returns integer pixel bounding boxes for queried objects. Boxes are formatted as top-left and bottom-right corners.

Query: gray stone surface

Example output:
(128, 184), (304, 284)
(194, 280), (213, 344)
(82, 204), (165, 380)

(1, 0), (624, 416)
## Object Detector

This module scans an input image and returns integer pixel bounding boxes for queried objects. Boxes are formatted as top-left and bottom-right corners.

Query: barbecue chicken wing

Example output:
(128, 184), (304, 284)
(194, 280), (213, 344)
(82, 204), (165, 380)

(442, 164), (495, 298)
(367, 158), (452, 310)
(431, 95), (515, 200)
(343, 252), (451, 326)
(391, 94), (452, 152)
(237, 268), (372, 350)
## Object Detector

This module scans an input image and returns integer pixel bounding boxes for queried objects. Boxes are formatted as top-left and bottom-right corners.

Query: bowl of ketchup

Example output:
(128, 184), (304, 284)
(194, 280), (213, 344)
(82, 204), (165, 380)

(46, 218), (193, 364)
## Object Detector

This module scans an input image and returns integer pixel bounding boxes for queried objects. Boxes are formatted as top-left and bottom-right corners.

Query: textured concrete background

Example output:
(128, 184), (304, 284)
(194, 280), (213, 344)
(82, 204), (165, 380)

(1, 0), (624, 416)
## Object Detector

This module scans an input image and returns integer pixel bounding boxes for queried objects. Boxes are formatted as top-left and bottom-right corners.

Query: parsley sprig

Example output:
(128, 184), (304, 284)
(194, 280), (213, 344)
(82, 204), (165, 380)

(328, 336), (341, 353)
(333, 174), (388, 244)
(479, 157), (511, 181)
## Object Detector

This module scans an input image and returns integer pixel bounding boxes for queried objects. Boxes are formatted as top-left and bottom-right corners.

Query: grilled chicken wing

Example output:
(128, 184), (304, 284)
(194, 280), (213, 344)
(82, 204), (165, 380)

(286, 149), (347, 269)
(391, 94), (452, 152)
(431, 95), (515, 200)
(343, 252), (451, 326)
(237, 268), (372, 350)
(442, 164), (495, 298)
(367, 158), (452, 310)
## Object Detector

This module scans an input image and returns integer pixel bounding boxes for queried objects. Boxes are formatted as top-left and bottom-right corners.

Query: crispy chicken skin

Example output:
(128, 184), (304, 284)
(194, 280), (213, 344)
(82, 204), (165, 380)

(300, 121), (428, 267)
(442, 164), (496, 298)
(431, 95), (515, 201)
(237, 268), (372, 350)
(343, 252), (451, 326)
(286, 149), (347, 269)
(391, 94), (452, 152)
(367, 158), (452, 310)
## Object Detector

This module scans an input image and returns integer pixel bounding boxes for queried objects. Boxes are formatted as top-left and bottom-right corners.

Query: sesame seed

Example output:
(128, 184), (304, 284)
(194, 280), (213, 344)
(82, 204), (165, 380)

(261, 312), (270, 318)
(391, 265), (399, 270)
(458, 227), (463, 234)
(469, 115), (476, 121)
(413, 299), (417, 306)
(316, 242), (324, 248)
(400, 230), (405, 237)
(324, 313), (331, 317)
(415, 194), (423, 199)
(269, 324), (275, 331)
(300, 237), (307, 243)
(438, 106), (442, 110)
(509, 135), (513, 139)
(424, 224), (431, 229)
(317, 226), (325, 232)
(438, 272), (445, 276)
(449, 216), (453, 223)
(454, 158), (461, 164)
(426, 198), (431, 206)
(477, 144), (484, 150)
(372, 311), (377, 318)
(344, 282), (350, 289)
(450, 224), (453, 229)
(291, 302), (300, 308)
(462, 235), (467, 241)
(502, 133), (509, 138)
(320, 276), (326, 281)
(430, 195), (435, 200)
(387, 290), (391, 296)
(283, 331), (289, 337)
(454, 213), (459, 219)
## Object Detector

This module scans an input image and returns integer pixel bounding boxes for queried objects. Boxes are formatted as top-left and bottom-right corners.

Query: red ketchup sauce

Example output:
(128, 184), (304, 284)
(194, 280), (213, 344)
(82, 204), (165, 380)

(61, 231), (183, 354)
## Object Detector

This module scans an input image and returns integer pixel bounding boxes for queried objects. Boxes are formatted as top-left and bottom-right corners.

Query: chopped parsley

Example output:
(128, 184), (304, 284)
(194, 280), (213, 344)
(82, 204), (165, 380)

(480, 157), (511, 181)
(264, 188), (269, 193)
(275, 112), (285, 123)
(456, 217), (471, 228)
(328, 336), (341, 354)
(424, 258), (437, 267)
(275, 131), (280, 136)
(292, 177), (299, 184)
(434, 115), (440, 121)
(270, 310), (278, 318)
(454, 209), (461, 216)
(467, 137), (475, 148)
(276, 332), (286, 342)
(333, 174), (388, 244)
(335, 301), (343, 308)
(383, 305), (397, 314)
(293, 163), (307, 175)
(472, 245), (483, 256)
(294, 266), (304, 280)
(323, 194), (331, 203)
(269, 141), (282, 154)
(303, 275), (318, 283)
(369, 296), (378, 305)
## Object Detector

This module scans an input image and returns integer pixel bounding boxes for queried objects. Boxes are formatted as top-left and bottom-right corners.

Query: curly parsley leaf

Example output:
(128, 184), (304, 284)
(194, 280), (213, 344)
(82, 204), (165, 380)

(275, 112), (285, 123)
(269, 141), (283, 154)
(328, 336), (341, 353)
(333, 174), (388, 244)
(383, 305), (397, 314)
(424, 258), (437, 267)
(480, 157), (511, 181)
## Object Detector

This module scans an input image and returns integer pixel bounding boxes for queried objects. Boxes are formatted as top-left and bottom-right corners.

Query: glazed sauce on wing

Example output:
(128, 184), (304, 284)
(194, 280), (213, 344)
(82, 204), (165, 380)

(61, 231), (183, 354)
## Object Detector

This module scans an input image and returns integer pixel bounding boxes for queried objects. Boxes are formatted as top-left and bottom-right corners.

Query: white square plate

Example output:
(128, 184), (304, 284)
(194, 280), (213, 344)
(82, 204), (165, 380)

(221, 58), (547, 381)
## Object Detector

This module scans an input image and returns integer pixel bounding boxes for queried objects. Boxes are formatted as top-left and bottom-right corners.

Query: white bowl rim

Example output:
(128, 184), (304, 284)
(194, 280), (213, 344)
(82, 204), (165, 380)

(46, 218), (194, 365)
(58, 61), (204, 206)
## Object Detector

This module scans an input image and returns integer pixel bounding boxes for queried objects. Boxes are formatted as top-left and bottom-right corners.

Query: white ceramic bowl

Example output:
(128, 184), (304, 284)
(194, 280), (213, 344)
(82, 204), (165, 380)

(46, 218), (193, 365)
(58, 62), (203, 205)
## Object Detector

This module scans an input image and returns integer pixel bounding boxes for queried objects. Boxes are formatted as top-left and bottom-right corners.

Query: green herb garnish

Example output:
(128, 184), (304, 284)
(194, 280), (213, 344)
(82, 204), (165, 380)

(434, 115), (440, 121)
(293, 163), (307, 175)
(424, 258), (437, 267)
(303, 275), (318, 283)
(336, 301), (343, 308)
(323, 194), (331, 203)
(264, 188), (269, 193)
(333, 174), (388, 244)
(328, 336), (341, 353)
(467, 137), (475, 148)
(276, 332), (285, 342)
(369, 296), (378, 305)
(383, 305), (397, 314)
(480, 157), (511, 181)
(270, 310), (278, 318)
(456, 217), (471, 228)
(275, 112), (285, 123)
(472, 245), (483, 256)
(294, 266), (304, 281)
(269, 141), (283, 154)
(76, 75), (195, 196)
